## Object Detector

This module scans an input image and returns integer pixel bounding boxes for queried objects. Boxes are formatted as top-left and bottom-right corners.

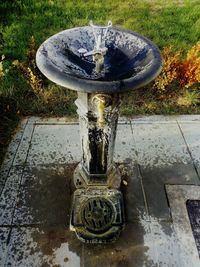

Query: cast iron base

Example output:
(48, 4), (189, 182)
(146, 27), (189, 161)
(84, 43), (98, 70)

(73, 163), (121, 189)
(70, 186), (124, 243)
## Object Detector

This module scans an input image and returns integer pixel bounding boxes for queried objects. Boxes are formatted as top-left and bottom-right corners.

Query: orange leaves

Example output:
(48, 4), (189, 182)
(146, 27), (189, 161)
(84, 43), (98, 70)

(178, 41), (200, 88)
(154, 41), (200, 91)
(154, 47), (180, 91)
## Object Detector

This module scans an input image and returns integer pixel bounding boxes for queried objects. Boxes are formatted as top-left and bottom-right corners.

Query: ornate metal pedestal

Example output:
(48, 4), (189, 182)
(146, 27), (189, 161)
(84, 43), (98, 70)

(70, 92), (125, 243)
(36, 21), (162, 244)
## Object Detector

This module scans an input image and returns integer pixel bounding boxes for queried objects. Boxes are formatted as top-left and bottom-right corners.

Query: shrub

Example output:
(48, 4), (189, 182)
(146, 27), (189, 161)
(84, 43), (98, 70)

(178, 41), (200, 88)
(153, 47), (180, 91)
(154, 41), (200, 91)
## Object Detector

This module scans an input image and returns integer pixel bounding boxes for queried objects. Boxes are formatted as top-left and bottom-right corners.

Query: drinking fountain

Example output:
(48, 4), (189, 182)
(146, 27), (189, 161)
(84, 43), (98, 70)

(36, 21), (162, 243)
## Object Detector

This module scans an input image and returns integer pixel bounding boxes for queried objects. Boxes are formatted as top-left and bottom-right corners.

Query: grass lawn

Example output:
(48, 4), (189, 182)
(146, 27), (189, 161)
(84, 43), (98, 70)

(0, 0), (200, 164)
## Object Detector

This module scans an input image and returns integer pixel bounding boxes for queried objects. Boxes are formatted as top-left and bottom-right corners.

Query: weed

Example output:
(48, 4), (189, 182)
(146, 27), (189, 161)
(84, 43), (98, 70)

(177, 90), (200, 107)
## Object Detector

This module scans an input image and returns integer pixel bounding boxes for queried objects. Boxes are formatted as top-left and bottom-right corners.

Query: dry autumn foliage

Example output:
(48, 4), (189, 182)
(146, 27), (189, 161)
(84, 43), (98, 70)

(154, 47), (180, 91)
(154, 41), (200, 91)
(179, 41), (200, 88)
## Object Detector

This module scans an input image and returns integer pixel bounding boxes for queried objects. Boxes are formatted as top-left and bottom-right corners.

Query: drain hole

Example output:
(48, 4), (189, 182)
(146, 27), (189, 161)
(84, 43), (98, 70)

(76, 179), (82, 186)
(83, 210), (89, 225)
(116, 214), (120, 223)
(89, 202), (91, 211)
(92, 219), (96, 229)
(81, 197), (114, 233)
(99, 199), (103, 208)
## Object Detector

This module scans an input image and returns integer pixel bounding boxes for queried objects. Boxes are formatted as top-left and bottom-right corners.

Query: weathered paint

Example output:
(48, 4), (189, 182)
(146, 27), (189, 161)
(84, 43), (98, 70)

(0, 116), (200, 265)
(36, 26), (162, 93)
(75, 92), (120, 176)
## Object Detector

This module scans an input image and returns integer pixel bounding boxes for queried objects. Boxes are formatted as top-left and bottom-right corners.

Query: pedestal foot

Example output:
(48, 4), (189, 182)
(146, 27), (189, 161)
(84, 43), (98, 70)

(70, 188), (124, 243)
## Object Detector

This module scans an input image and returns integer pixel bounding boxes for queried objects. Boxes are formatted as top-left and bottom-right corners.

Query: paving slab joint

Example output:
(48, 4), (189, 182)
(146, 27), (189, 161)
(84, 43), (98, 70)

(176, 120), (200, 183)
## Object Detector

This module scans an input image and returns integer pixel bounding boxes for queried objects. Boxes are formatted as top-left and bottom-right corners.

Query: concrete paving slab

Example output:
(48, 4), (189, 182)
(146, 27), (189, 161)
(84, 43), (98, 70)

(2, 118), (28, 160)
(131, 115), (200, 123)
(24, 123), (137, 166)
(166, 185), (200, 267)
(131, 122), (199, 220)
(83, 221), (157, 267)
(4, 223), (158, 267)
(13, 165), (73, 226)
(0, 228), (10, 267)
(120, 163), (146, 222)
(0, 167), (23, 225)
(26, 124), (80, 165)
(175, 115), (200, 122)
(131, 122), (191, 168)
(131, 115), (177, 123)
(114, 123), (137, 162)
(149, 220), (182, 267)
(1, 116), (200, 266)
(140, 163), (199, 220)
(0, 119), (28, 183)
(13, 123), (34, 166)
(117, 117), (130, 124)
(0, 169), (10, 188)
(14, 162), (145, 226)
(0, 183), (4, 195)
(178, 122), (200, 176)
(5, 226), (82, 267)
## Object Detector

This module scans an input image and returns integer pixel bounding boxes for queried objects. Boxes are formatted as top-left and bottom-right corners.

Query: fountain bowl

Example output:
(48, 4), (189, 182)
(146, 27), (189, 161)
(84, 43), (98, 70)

(36, 26), (162, 93)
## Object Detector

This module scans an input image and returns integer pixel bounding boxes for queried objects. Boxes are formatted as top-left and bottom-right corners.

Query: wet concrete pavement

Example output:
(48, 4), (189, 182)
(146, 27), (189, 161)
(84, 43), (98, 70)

(0, 115), (200, 266)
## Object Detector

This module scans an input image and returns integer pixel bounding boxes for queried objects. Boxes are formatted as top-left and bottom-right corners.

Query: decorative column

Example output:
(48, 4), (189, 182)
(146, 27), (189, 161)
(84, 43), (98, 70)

(70, 92), (125, 243)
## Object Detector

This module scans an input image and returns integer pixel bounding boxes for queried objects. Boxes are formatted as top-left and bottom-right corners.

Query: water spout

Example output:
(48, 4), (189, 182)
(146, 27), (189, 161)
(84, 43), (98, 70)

(78, 21), (112, 73)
